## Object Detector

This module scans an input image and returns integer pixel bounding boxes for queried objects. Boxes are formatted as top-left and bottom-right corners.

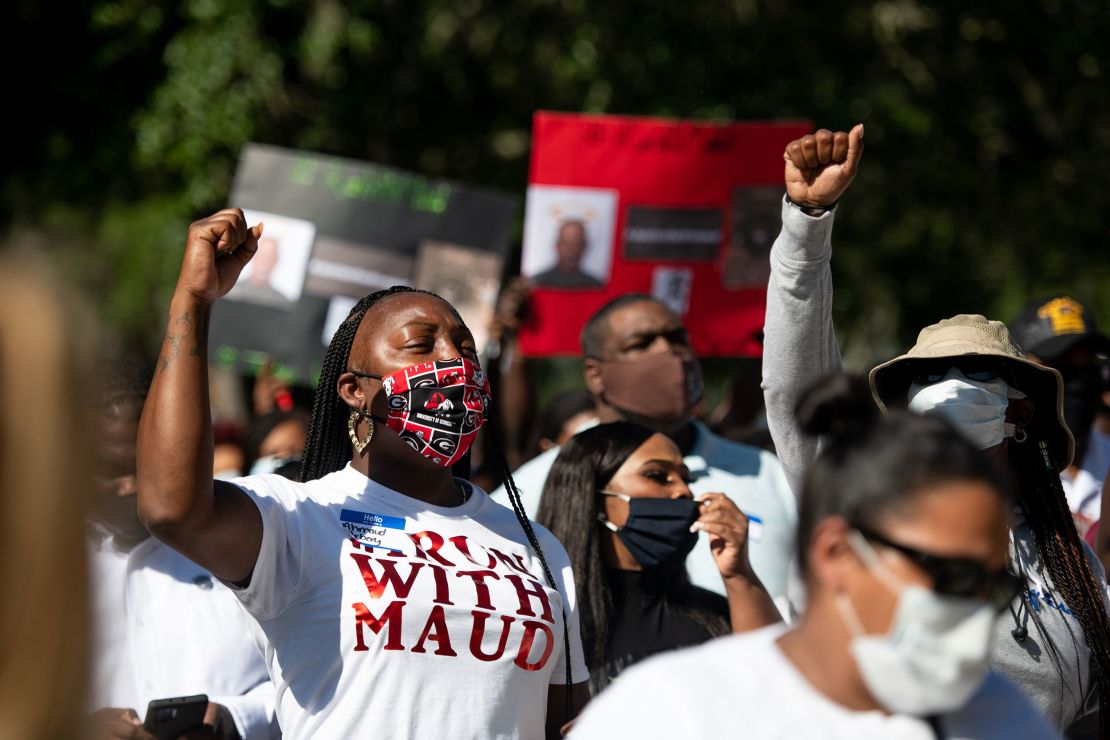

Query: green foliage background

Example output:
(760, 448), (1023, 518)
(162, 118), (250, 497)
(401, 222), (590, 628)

(5, 0), (1109, 369)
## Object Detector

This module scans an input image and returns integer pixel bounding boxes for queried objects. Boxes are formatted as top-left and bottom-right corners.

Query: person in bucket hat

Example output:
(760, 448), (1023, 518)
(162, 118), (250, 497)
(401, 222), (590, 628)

(761, 124), (1110, 736)
(1011, 295), (1110, 530)
(870, 313), (1073, 473)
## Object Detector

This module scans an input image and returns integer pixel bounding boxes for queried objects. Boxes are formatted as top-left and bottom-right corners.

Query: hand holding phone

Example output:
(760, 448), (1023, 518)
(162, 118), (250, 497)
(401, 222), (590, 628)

(142, 694), (209, 740)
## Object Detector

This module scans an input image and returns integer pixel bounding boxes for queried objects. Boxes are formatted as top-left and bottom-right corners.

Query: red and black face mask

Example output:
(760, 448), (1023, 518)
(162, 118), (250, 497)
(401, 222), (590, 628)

(352, 358), (490, 468)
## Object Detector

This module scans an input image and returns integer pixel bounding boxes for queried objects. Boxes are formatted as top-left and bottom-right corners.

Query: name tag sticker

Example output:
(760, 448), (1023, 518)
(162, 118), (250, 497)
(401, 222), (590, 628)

(747, 514), (764, 543)
(340, 509), (408, 553)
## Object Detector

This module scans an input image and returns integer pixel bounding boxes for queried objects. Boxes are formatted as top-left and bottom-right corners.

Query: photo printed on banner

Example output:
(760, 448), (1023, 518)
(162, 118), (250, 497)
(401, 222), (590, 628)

(522, 185), (617, 290)
(414, 241), (504, 354)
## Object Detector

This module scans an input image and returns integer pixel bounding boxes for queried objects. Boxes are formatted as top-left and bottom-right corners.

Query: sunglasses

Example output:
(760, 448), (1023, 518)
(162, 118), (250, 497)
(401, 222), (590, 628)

(908, 358), (1007, 387)
(857, 525), (1024, 611)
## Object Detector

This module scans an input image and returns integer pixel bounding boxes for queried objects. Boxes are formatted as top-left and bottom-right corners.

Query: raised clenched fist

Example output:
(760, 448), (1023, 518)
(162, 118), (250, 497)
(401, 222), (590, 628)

(783, 124), (864, 209)
(176, 208), (264, 304)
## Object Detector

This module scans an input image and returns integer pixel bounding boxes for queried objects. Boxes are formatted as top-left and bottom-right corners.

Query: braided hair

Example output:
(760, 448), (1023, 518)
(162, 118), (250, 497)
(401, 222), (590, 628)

(1011, 436), (1110, 736)
(299, 285), (574, 706)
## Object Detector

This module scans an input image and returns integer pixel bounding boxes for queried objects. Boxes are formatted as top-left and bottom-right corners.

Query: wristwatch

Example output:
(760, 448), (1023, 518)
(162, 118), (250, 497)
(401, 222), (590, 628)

(785, 194), (837, 217)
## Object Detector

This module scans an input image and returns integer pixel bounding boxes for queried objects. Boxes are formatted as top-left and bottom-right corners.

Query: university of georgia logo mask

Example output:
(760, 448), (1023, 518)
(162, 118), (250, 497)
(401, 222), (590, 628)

(354, 358), (491, 468)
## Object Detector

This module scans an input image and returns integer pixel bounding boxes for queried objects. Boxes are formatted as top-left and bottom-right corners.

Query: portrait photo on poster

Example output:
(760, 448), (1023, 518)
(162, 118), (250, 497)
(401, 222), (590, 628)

(225, 209), (316, 309)
(521, 185), (618, 290)
(414, 241), (504, 354)
(723, 186), (783, 289)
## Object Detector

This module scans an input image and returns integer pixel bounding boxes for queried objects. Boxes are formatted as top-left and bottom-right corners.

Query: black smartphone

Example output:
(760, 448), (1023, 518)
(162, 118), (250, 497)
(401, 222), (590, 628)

(142, 694), (209, 740)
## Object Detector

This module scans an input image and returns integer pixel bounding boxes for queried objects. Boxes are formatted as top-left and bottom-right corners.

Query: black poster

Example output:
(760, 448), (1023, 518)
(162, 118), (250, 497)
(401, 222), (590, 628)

(210, 144), (517, 384)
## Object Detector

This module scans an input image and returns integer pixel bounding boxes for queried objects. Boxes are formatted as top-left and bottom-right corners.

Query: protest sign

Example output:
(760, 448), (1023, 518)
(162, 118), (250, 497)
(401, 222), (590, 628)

(518, 112), (810, 357)
(210, 144), (517, 384)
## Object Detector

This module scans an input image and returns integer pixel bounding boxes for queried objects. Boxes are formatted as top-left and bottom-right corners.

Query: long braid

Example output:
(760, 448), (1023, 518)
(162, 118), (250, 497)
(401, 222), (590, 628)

(1014, 436), (1110, 737)
(487, 422), (574, 717)
(298, 284), (575, 717)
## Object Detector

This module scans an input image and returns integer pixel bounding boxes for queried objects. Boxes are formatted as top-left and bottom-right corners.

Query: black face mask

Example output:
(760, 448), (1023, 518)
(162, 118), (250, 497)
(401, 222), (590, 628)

(1063, 378), (1100, 460)
(599, 492), (700, 571)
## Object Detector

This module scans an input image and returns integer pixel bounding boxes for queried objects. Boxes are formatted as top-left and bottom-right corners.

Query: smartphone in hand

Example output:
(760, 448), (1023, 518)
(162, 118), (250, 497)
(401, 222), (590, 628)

(143, 694), (208, 740)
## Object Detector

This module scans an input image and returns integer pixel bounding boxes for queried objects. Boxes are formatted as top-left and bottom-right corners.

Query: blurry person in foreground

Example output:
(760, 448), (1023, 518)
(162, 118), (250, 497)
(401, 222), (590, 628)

(0, 259), (93, 738)
(572, 375), (1057, 739)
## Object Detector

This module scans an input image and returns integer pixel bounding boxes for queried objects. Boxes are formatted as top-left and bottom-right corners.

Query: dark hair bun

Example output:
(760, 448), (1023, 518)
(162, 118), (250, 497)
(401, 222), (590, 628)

(794, 373), (880, 441)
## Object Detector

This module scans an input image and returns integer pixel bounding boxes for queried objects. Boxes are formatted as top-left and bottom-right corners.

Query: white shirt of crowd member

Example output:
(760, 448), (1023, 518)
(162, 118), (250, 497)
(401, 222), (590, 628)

(89, 534), (277, 738)
(496, 294), (798, 617)
(88, 368), (277, 739)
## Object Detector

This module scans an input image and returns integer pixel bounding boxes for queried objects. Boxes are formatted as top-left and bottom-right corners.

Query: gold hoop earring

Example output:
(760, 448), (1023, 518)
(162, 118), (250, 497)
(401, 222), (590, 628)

(348, 410), (374, 455)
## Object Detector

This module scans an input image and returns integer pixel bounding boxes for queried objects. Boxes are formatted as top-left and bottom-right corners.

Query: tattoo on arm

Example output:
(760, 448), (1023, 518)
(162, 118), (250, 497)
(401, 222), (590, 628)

(158, 308), (207, 371)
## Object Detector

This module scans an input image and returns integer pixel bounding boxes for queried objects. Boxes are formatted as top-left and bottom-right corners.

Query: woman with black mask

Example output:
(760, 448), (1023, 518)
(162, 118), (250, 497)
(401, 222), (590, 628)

(537, 421), (780, 694)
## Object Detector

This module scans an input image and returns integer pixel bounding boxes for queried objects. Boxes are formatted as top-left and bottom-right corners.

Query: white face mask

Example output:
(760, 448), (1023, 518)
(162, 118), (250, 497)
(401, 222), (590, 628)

(835, 530), (996, 716)
(907, 369), (1024, 449)
(249, 454), (302, 477)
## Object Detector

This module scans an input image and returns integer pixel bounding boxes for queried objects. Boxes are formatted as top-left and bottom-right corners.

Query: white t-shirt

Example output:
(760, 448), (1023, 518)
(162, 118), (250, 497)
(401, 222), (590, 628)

(88, 534), (277, 739)
(1061, 426), (1110, 528)
(230, 465), (589, 739)
(571, 625), (1060, 740)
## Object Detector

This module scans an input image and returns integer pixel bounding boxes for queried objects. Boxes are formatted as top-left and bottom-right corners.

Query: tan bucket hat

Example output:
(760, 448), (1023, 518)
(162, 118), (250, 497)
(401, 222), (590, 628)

(869, 314), (1074, 471)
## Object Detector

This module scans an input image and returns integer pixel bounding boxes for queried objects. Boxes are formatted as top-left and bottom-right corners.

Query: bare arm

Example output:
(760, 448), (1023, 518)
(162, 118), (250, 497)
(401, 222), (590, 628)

(136, 209), (264, 583)
(547, 682), (590, 740)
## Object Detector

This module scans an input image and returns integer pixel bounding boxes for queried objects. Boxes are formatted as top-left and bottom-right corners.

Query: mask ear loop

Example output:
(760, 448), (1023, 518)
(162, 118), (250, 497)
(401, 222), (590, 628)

(596, 491), (627, 532)
(846, 530), (906, 595)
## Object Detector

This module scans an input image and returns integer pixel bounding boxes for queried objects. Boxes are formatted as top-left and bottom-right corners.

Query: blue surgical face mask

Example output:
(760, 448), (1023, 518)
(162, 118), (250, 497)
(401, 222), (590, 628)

(597, 491), (700, 571)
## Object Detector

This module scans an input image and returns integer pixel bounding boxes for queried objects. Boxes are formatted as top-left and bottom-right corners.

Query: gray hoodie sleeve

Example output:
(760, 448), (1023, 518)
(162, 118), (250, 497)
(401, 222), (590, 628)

(762, 198), (843, 499)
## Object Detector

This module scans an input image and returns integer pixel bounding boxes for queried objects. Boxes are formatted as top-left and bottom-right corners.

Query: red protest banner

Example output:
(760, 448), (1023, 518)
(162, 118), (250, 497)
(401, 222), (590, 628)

(517, 112), (811, 357)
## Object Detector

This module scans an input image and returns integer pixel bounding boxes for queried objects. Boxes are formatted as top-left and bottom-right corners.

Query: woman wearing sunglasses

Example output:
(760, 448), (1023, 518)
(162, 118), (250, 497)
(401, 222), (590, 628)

(571, 374), (1057, 739)
(762, 125), (1110, 736)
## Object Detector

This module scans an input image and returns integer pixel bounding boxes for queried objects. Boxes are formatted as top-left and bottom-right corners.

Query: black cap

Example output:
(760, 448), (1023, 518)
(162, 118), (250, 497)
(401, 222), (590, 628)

(1010, 295), (1110, 362)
